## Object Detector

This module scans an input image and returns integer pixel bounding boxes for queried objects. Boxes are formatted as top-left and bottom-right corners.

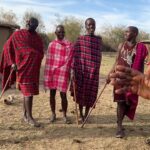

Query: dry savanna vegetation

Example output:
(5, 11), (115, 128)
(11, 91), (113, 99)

(0, 53), (150, 150)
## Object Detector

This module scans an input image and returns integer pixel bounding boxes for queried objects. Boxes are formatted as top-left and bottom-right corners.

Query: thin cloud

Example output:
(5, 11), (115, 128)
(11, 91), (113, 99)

(0, 0), (150, 33)
(2, 0), (77, 7)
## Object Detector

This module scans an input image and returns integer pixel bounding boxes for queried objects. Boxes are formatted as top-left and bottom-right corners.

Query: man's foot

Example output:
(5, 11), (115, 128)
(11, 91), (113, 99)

(50, 114), (56, 123)
(78, 116), (84, 123)
(27, 119), (41, 127)
(22, 117), (40, 127)
(63, 117), (71, 124)
(115, 130), (125, 138)
(22, 115), (28, 122)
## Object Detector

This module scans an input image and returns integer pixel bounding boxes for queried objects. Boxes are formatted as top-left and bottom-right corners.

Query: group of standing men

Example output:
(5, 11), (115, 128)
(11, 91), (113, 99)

(0, 17), (149, 138)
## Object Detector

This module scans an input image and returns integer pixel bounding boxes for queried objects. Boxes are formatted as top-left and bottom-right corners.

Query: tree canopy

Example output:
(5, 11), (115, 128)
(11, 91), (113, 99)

(0, 8), (150, 51)
(21, 10), (45, 33)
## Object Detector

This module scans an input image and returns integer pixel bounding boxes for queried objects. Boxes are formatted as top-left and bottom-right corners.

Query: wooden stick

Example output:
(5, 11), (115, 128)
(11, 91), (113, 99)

(72, 78), (79, 126)
(81, 82), (107, 128)
(0, 69), (14, 100)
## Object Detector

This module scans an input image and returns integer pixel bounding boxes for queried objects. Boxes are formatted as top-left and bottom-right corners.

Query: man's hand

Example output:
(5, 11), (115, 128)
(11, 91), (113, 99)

(110, 65), (150, 99)
(11, 64), (17, 71)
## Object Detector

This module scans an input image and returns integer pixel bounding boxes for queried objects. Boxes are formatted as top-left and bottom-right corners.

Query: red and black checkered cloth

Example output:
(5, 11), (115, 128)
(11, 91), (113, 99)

(44, 39), (73, 92)
(0, 29), (44, 96)
(114, 42), (148, 120)
(72, 35), (102, 107)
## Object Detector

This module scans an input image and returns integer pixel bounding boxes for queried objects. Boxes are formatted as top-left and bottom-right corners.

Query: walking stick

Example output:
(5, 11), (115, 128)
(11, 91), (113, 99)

(72, 77), (79, 125)
(81, 82), (107, 128)
(0, 69), (14, 100)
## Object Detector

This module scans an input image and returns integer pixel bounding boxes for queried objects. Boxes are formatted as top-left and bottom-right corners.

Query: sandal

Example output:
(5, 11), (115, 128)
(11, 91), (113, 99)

(116, 130), (125, 138)
(22, 117), (40, 128)
(63, 117), (71, 124)
(27, 119), (41, 127)
(50, 114), (56, 123)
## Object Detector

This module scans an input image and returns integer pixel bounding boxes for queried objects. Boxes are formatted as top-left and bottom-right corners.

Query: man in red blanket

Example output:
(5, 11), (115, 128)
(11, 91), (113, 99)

(0, 17), (44, 127)
(44, 25), (73, 124)
(71, 18), (102, 122)
(107, 26), (148, 138)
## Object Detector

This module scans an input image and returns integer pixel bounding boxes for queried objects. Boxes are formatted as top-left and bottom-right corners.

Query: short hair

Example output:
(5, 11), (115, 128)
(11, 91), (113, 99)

(56, 25), (64, 30)
(85, 18), (95, 25)
(128, 26), (139, 35)
(30, 17), (38, 22)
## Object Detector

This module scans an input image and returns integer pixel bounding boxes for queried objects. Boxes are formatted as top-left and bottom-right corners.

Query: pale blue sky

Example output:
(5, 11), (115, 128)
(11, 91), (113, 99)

(0, 0), (150, 33)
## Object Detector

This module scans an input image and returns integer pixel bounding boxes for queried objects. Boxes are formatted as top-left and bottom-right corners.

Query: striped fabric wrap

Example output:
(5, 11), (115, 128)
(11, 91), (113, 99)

(44, 39), (73, 92)
(72, 35), (102, 107)
(0, 29), (44, 96)
(114, 42), (148, 120)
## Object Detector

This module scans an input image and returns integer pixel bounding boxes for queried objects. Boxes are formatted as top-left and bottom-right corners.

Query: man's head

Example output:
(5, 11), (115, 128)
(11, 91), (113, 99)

(55, 25), (65, 40)
(124, 26), (139, 41)
(85, 18), (96, 35)
(26, 17), (39, 32)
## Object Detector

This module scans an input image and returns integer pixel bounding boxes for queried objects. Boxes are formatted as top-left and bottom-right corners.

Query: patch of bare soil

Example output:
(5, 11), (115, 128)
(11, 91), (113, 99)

(0, 53), (150, 150)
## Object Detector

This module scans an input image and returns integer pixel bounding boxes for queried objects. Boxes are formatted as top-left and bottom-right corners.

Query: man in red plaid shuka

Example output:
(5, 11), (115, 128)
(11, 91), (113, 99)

(44, 25), (73, 123)
(71, 18), (102, 122)
(0, 17), (44, 127)
(107, 26), (148, 138)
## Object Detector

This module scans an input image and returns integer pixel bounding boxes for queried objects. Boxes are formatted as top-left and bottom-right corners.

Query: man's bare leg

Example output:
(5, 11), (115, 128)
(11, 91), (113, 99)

(23, 98), (27, 121)
(116, 102), (126, 138)
(24, 96), (40, 127)
(79, 105), (84, 122)
(60, 92), (70, 124)
(50, 89), (56, 122)
(85, 106), (90, 119)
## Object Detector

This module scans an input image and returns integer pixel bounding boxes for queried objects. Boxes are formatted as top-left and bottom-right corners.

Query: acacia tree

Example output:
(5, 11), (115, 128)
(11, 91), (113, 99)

(47, 16), (83, 43)
(61, 17), (84, 42)
(0, 8), (18, 24)
(21, 10), (45, 33)
(21, 10), (48, 50)
(138, 30), (150, 41)
(101, 25), (125, 51)
(39, 32), (50, 52)
(47, 32), (55, 42)
(101, 25), (150, 51)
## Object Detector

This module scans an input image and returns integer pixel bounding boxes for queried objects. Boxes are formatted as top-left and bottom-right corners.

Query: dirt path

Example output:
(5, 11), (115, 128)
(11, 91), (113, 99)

(0, 53), (150, 150)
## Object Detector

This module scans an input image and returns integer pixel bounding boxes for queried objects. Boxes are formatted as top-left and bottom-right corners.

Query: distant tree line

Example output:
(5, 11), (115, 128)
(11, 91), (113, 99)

(0, 8), (150, 52)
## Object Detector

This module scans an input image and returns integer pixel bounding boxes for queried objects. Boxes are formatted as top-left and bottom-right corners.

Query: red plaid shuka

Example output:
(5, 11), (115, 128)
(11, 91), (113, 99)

(72, 35), (102, 107)
(44, 39), (73, 92)
(0, 29), (44, 96)
(114, 42), (148, 120)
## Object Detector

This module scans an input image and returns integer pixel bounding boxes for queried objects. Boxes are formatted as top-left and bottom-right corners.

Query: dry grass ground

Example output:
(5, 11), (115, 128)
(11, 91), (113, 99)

(0, 52), (150, 150)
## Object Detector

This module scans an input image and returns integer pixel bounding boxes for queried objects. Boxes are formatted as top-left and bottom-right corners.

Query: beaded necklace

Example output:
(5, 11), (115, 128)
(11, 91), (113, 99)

(121, 42), (137, 67)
